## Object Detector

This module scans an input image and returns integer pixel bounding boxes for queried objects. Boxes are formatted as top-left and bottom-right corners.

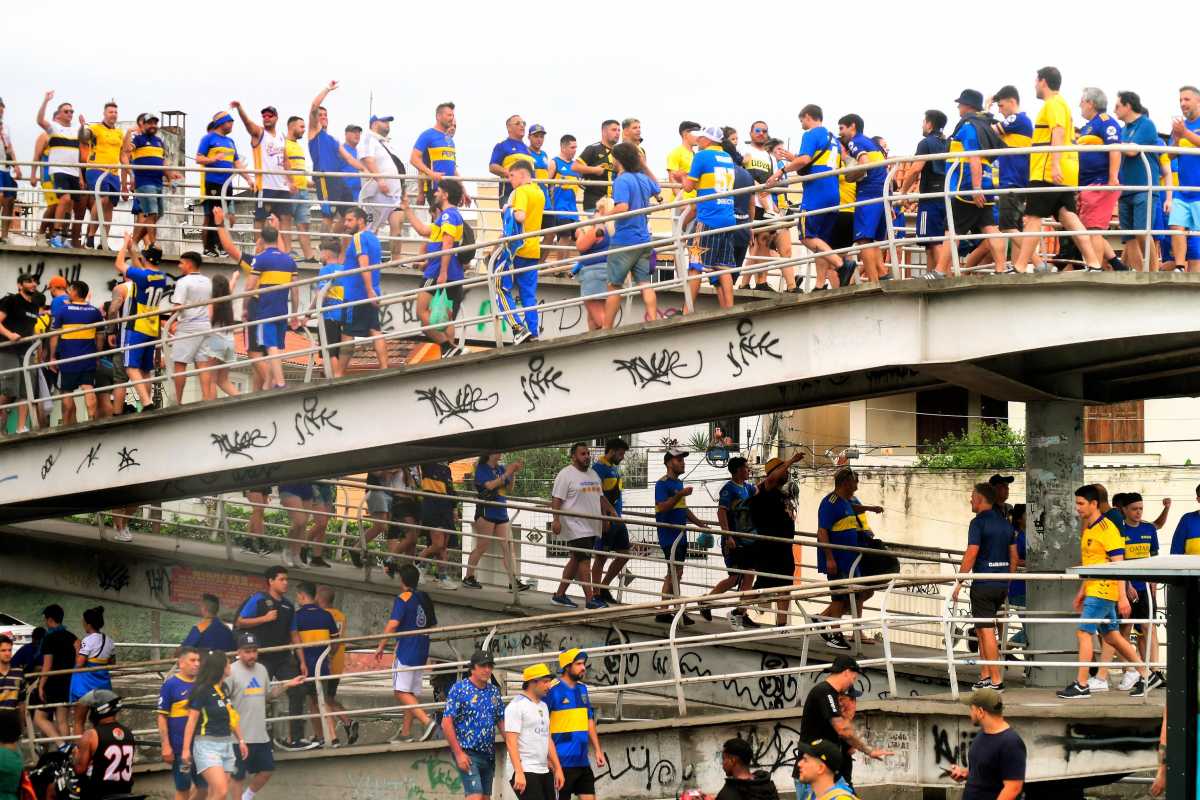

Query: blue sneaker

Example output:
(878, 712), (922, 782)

(585, 598), (608, 610)
(49, 235), (67, 248)
(550, 594), (577, 608)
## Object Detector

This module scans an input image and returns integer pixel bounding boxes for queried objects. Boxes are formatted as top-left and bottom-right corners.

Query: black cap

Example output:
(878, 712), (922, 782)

(989, 474), (1015, 485)
(261, 106), (278, 116)
(797, 739), (843, 774)
(237, 631), (259, 649)
(827, 654), (861, 674)
(843, 685), (863, 699)
(722, 738), (754, 765)
(469, 649), (495, 668)
(954, 89), (984, 111)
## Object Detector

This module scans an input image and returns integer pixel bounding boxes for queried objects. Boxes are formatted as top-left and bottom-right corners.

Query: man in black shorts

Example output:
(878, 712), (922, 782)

(590, 439), (632, 605)
(747, 453), (805, 626)
(33, 604), (77, 744)
(938, 90), (1009, 275)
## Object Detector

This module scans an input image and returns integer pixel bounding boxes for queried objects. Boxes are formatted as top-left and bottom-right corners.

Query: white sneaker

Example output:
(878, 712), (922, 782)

(282, 552), (297, 568)
(111, 527), (133, 543)
(1087, 676), (1110, 693)
(1118, 670), (1140, 691)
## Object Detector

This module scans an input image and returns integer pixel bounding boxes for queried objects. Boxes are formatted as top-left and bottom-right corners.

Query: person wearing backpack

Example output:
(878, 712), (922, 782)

(401, 179), (468, 357)
(712, 457), (760, 629)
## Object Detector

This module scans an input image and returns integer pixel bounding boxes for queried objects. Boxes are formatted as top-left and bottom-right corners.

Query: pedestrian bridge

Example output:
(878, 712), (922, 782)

(3, 272), (1200, 520)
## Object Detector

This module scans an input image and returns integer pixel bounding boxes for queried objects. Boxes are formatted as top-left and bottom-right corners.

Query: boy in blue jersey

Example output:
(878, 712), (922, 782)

(402, 179), (468, 356)
(547, 648), (606, 800)
(713, 457), (759, 629)
(196, 111), (253, 256)
(814, 468), (885, 650)
(114, 234), (167, 410)
(293, 581), (342, 745)
(589, 439), (633, 605)
(181, 594), (236, 653)
(49, 279), (104, 424)
(837, 114), (888, 282)
(772, 105), (848, 289)
(1169, 86), (1200, 271)
(1095, 493), (1161, 692)
(156, 647), (206, 800)
(312, 237), (350, 377)
(243, 224), (302, 391)
(528, 125), (556, 258)
(988, 87), (1044, 268)
(411, 102), (463, 209)
(375, 564), (438, 742)
(899, 110), (949, 272)
(336, 207), (389, 372)
(683, 126), (738, 308)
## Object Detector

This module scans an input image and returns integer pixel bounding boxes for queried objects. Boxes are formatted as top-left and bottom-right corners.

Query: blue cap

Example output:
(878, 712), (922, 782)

(370, 115), (394, 125)
(529, 124), (546, 135)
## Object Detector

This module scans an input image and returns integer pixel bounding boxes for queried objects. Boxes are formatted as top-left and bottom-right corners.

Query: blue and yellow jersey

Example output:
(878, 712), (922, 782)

(1081, 516), (1125, 601)
(249, 247), (297, 320)
(688, 145), (736, 228)
(87, 123), (125, 174)
(130, 133), (165, 189)
(51, 302), (103, 373)
(1174, 117), (1200, 201)
(413, 127), (457, 188)
(550, 156), (580, 214)
(995, 112), (1033, 189)
(425, 206), (465, 281)
(126, 266), (167, 338)
(338, 230), (382, 305)
(1172, 511), (1200, 555)
(38, 142), (57, 203)
(285, 138), (309, 190)
(1077, 113), (1121, 186)
(197, 131), (238, 190)
(1121, 520), (1159, 592)
(511, 182), (545, 259)
(490, 138), (534, 174)
(316, 261), (345, 321)
(797, 126), (840, 210)
(531, 149), (551, 203)
(844, 134), (886, 198)
(946, 118), (996, 202)
(157, 673), (195, 752)
(389, 590), (433, 665)
(546, 678), (594, 768)
(816, 492), (863, 575)
(294, 603), (340, 677)
(591, 456), (623, 514)
(1031, 94), (1079, 186)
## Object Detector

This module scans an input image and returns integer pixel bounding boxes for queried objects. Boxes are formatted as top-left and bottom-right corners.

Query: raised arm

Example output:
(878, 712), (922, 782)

(309, 81), (338, 140)
(36, 90), (54, 132)
(231, 101), (263, 145)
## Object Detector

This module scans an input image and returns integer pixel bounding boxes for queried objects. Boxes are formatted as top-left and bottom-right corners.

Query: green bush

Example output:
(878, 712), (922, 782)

(916, 422), (1025, 470)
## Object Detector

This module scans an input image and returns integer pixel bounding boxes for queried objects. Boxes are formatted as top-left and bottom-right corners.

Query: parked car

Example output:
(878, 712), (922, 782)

(0, 612), (35, 646)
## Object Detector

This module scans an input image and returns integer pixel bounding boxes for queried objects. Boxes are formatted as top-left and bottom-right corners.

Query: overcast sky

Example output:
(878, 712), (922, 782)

(3, 3), (1197, 184)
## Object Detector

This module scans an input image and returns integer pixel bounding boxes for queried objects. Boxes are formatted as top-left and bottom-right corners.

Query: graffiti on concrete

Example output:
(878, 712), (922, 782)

(595, 744), (679, 791)
(726, 319), (782, 378)
(211, 423), (277, 461)
(613, 349), (703, 389)
(96, 559), (130, 592)
(415, 384), (499, 428)
(295, 396), (343, 446)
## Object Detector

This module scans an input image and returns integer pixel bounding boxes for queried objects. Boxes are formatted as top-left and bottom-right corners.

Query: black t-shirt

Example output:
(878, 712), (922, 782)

(749, 488), (796, 569)
(187, 683), (234, 738)
(240, 592), (295, 649)
(963, 728), (1026, 800)
(578, 142), (614, 210)
(915, 133), (948, 195)
(797, 681), (847, 779)
(0, 291), (39, 353)
(41, 626), (78, 681)
(83, 720), (136, 799)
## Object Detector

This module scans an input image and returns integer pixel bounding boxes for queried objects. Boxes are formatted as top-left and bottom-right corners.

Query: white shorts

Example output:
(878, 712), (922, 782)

(170, 326), (210, 365)
(198, 332), (236, 364)
(1168, 198), (1200, 231)
(393, 663), (425, 694)
(358, 182), (402, 232)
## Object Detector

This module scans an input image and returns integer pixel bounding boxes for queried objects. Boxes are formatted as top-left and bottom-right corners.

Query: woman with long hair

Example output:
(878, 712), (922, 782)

(197, 271), (241, 400)
(181, 650), (247, 800)
(463, 453), (531, 591)
(572, 197), (613, 330)
(69, 606), (115, 733)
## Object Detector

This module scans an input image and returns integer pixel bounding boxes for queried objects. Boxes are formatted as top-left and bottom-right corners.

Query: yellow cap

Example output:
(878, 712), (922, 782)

(522, 663), (553, 682)
(558, 648), (587, 671)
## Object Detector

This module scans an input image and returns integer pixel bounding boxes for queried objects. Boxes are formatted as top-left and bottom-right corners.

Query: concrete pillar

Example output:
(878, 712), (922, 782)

(1024, 399), (1085, 688)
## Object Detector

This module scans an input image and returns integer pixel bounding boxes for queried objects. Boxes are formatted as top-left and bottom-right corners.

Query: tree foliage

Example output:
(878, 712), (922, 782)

(916, 422), (1025, 470)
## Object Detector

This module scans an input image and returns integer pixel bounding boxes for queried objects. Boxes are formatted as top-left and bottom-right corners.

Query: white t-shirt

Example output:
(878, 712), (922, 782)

(503, 693), (550, 779)
(79, 631), (115, 662)
(256, 129), (290, 191)
(171, 273), (214, 329)
(47, 121), (81, 176)
(551, 465), (603, 541)
(358, 129), (402, 195)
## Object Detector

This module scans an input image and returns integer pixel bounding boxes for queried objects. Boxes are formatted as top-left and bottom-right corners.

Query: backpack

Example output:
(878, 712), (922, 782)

(459, 220), (477, 267)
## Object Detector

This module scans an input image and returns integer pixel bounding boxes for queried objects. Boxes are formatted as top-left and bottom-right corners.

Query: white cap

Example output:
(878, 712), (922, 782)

(699, 125), (725, 143)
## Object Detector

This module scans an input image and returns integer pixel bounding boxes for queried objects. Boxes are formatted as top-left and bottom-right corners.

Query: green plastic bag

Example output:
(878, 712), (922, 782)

(430, 289), (454, 330)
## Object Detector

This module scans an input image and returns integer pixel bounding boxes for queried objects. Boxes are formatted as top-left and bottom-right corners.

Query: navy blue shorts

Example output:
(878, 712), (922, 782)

(233, 742), (275, 780)
(698, 229), (738, 269)
(595, 520), (630, 552)
(0, 171), (16, 200)
(57, 369), (96, 392)
(799, 206), (838, 244)
(279, 482), (315, 502)
(84, 169), (121, 197)
(660, 536), (689, 564)
(250, 318), (287, 351)
(256, 188), (295, 221)
(345, 303), (381, 337)
(853, 200), (887, 243)
(916, 200), (947, 240)
(52, 172), (80, 195)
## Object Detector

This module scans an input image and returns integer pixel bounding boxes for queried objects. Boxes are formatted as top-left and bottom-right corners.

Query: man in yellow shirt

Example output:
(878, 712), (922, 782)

(499, 161), (545, 343)
(82, 101), (128, 249)
(285, 115), (317, 263)
(1057, 484), (1162, 700)
(666, 121), (699, 202)
(1013, 67), (1102, 272)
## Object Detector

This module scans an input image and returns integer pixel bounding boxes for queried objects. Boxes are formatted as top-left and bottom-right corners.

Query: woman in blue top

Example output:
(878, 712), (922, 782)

(572, 197), (613, 330)
(69, 606), (115, 734)
(463, 454), (531, 591)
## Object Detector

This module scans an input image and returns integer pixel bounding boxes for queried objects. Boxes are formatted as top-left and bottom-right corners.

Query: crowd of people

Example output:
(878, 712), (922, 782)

(4, 68), (1200, 435)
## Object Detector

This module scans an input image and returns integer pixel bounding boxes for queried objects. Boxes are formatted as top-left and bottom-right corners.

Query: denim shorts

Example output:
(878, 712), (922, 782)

(193, 736), (236, 774)
(1078, 595), (1120, 635)
(606, 246), (652, 286)
(1119, 192), (1151, 240)
(134, 184), (165, 216)
(294, 189), (312, 225)
(578, 263), (609, 297)
(457, 749), (496, 797)
(172, 754), (208, 791)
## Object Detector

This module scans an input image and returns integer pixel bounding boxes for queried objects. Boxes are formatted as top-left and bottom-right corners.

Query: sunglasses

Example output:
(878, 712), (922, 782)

(752, 127), (767, 133)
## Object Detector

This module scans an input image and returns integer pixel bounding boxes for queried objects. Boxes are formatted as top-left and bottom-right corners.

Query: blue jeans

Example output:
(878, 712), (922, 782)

(1078, 596), (1119, 635)
(457, 749), (496, 798)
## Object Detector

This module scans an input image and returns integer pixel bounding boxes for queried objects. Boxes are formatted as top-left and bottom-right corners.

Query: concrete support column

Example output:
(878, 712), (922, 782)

(1024, 399), (1085, 688)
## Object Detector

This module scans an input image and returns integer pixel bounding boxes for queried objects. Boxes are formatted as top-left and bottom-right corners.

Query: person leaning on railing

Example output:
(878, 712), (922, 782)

(400, 179), (468, 357)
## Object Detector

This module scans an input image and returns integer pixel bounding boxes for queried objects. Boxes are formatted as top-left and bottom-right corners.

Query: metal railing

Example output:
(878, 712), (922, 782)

(2, 142), (1199, 433)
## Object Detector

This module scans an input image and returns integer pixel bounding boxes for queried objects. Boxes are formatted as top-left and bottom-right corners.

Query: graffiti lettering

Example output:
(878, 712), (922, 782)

(931, 723), (976, 767)
(295, 396), (342, 446)
(210, 423), (278, 461)
(0, 475), (15, 484)
(96, 560), (130, 592)
(613, 349), (703, 388)
(900, 583), (942, 596)
(735, 722), (805, 774)
(595, 745), (677, 791)
(76, 443), (102, 473)
(726, 319), (782, 377)
(411, 754), (462, 792)
(415, 384), (499, 428)
(41, 449), (61, 480)
(229, 464), (283, 485)
(145, 566), (171, 602)
(116, 447), (140, 471)
(521, 355), (569, 412)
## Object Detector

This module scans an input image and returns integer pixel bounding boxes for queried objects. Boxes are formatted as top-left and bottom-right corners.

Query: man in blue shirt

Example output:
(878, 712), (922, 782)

(411, 102), (462, 208)
(182, 593), (236, 653)
(48, 279), (103, 424)
(336, 207), (388, 373)
(683, 126), (738, 308)
(489, 115), (534, 206)
(653, 448), (710, 625)
(600, 142), (661, 328)
(989, 86), (1041, 267)
(442, 650), (504, 800)
(374, 564), (438, 741)
(951, 482), (1017, 691)
(307, 81), (361, 229)
(1076, 88), (1127, 272)
(898, 109), (949, 270)
(714, 456), (759, 629)
(1168, 86), (1200, 271)
(838, 114), (888, 282)
(243, 224), (301, 391)
(940, 90), (1008, 276)
(1096, 493), (1161, 692)
(1115, 91), (1162, 271)
(1171, 483), (1200, 554)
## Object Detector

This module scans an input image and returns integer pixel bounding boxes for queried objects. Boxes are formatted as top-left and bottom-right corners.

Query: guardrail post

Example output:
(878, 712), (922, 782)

(667, 604), (688, 716)
(882, 165), (900, 274)
(669, 531), (685, 598)
(848, 554), (864, 654)
(218, 497), (232, 561)
(485, 247), (506, 348)
(673, 212), (694, 313)
(161, 312), (178, 406)
(314, 647), (331, 744)
(21, 344), (39, 430)
(880, 578), (898, 698)
(611, 625), (629, 722)
(508, 524), (522, 607)
(943, 580), (962, 700)
(942, 177), (961, 276)
(1140, 153), (1154, 269)
(312, 284), (336, 380)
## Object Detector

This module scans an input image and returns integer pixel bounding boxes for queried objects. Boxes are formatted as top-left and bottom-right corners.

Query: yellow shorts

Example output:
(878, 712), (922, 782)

(41, 181), (57, 207)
